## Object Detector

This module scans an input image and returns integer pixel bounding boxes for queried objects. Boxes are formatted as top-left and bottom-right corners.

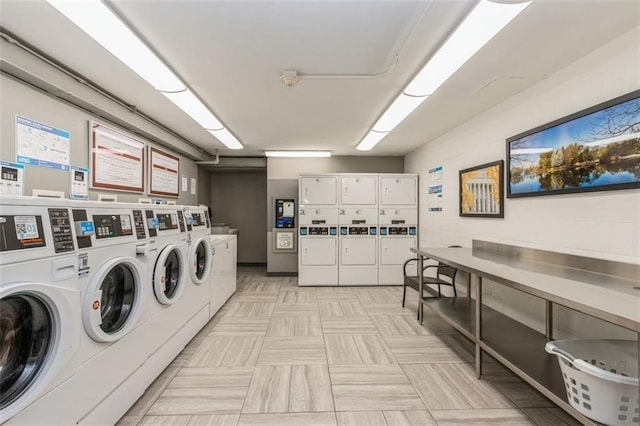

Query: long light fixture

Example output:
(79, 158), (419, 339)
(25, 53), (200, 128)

(264, 151), (332, 158)
(356, 0), (531, 151)
(46, 0), (243, 150)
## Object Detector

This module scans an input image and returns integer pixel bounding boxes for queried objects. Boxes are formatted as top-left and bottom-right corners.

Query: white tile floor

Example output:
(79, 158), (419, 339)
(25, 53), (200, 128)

(117, 267), (580, 426)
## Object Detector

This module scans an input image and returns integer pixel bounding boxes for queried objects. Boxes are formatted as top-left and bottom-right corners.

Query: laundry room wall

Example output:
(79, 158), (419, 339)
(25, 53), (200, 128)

(0, 74), (207, 206)
(266, 156), (404, 274)
(404, 27), (640, 340)
(210, 171), (267, 264)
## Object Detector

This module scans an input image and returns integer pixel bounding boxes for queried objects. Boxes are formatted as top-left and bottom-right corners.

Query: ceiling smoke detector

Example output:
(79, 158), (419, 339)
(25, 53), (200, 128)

(280, 70), (299, 88)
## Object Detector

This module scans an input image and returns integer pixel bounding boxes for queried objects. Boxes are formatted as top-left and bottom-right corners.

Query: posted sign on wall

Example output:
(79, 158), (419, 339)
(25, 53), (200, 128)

(16, 115), (70, 170)
(90, 122), (145, 193)
(149, 146), (179, 197)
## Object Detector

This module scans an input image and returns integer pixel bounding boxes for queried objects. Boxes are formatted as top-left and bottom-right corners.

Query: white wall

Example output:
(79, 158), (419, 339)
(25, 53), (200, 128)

(1, 75), (204, 205)
(405, 27), (640, 339)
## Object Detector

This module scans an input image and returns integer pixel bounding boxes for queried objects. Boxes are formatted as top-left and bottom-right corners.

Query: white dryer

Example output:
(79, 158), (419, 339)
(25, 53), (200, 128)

(298, 207), (339, 286)
(298, 174), (339, 286)
(0, 196), (81, 424)
(378, 174), (418, 285)
(338, 208), (378, 285)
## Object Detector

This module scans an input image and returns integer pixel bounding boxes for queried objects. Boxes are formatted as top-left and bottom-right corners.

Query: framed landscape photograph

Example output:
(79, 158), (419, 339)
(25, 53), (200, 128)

(507, 90), (640, 198)
(459, 160), (504, 218)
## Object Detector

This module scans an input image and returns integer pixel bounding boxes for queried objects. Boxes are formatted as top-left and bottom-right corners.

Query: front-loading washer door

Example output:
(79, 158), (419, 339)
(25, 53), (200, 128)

(190, 238), (211, 285)
(83, 258), (141, 343)
(0, 294), (51, 411)
(153, 244), (185, 304)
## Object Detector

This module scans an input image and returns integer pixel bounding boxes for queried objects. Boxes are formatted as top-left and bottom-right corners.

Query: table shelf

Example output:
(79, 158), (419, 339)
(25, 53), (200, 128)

(421, 296), (592, 424)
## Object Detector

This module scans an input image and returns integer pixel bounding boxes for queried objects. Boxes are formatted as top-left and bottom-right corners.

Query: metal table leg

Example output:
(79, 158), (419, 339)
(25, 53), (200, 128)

(545, 300), (553, 341)
(475, 274), (483, 379)
(418, 255), (424, 323)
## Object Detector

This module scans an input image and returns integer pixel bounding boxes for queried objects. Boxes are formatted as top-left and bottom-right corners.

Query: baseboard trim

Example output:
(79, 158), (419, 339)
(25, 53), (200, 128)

(266, 272), (298, 277)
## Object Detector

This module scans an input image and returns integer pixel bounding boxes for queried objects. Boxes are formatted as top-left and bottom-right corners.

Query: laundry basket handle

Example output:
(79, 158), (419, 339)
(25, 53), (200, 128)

(545, 342), (638, 386)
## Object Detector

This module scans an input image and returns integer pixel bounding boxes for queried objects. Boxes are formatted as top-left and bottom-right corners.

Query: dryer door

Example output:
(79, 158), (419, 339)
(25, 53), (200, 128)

(153, 244), (185, 304)
(190, 237), (211, 285)
(83, 258), (142, 342)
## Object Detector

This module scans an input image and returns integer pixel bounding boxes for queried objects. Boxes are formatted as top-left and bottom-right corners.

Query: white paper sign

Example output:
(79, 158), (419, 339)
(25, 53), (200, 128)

(182, 175), (189, 192)
(190, 178), (197, 195)
(149, 147), (179, 197)
(91, 122), (145, 192)
(276, 231), (294, 249)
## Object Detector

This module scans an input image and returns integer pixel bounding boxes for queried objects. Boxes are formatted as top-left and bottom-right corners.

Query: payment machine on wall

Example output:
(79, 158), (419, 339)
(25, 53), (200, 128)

(273, 199), (296, 253)
(275, 199), (295, 228)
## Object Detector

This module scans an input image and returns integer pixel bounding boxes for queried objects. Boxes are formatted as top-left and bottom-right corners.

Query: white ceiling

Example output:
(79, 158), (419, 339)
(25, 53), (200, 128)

(1, 0), (639, 158)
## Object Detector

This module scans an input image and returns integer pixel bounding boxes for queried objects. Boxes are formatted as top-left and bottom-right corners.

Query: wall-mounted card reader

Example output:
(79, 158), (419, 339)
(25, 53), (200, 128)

(74, 220), (95, 237)
(275, 199), (295, 228)
(147, 217), (160, 230)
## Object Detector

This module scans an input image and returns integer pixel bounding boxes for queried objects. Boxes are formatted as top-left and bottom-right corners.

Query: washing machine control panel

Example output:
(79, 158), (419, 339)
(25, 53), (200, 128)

(0, 214), (46, 252)
(156, 213), (179, 231)
(93, 214), (133, 239)
(49, 208), (75, 253)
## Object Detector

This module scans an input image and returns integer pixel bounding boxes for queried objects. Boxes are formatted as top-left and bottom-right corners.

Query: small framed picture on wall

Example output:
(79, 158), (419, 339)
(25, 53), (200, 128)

(459, 160), (504, 218)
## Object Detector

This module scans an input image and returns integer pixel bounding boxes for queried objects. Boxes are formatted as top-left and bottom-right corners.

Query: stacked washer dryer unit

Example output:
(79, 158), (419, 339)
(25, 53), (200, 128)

(338, 174), (379, 285)
(298, 174), (339, 286)
(7, 199), (154, 425)
(377, 174), (419, 285)
(0, 196), (81, 424)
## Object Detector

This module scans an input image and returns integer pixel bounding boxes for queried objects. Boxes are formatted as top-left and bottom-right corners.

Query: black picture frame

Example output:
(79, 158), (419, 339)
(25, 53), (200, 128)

(459, 160), (504, 218)
(506, 90), (640, 198)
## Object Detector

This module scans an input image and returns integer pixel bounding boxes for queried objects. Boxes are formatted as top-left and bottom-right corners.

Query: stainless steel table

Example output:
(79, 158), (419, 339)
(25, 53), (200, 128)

(411, 241), (640, 425)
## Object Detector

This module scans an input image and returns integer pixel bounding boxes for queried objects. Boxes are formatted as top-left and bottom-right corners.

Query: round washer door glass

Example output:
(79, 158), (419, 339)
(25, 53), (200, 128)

(194, 240), (208, 280)
(0, 294), (52, 410)
(99, 263), (136, 334)
(161, 249), (181, 299)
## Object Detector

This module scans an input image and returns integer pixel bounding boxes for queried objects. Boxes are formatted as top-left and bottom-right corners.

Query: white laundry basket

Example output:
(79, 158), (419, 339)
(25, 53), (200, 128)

(545, 339), (639, 426)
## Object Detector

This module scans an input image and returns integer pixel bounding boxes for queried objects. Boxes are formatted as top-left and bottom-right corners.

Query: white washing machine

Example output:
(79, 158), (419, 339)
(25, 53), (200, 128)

(180, 205), (212, 335)
(13, 200), (156, 425)
(78, 204), (199, 425)
(0, 196), (81, 424)
(338, 208), (378, 285)
(298, 207), (339, 286)
(209, 234), (237, 318)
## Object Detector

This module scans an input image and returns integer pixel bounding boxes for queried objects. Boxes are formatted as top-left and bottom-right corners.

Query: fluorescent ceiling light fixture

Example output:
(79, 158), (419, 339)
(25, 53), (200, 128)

(47, 0), (243, 150)
(264, 151), (332, 158)
(372, 93), (428, 132)
(46, 0), (184, 92)
(405, 0), (531, 96)
(357, 0), (530, 152)
(162, 90), (224, 130)
(208, 128), (243, 150)
(357, 130), (388, 152)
